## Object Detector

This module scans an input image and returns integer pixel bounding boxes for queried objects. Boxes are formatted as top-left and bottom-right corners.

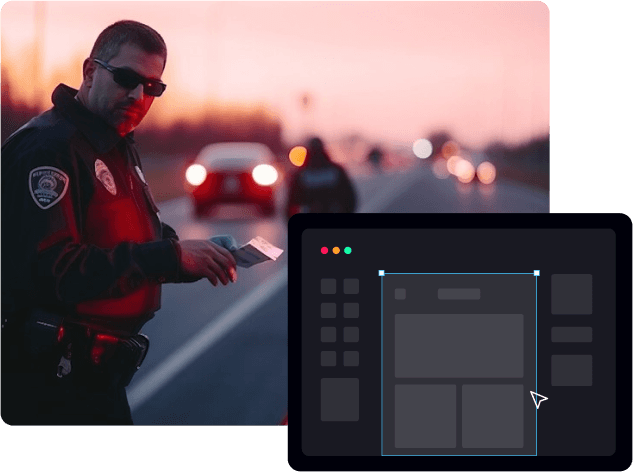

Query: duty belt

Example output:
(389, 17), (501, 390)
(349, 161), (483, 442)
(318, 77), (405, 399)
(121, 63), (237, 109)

(57, 324), (150, 388)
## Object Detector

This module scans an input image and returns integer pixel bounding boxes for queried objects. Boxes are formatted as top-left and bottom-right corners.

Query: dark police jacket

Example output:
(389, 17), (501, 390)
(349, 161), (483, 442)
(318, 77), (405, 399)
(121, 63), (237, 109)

(1, 84), (181, 337)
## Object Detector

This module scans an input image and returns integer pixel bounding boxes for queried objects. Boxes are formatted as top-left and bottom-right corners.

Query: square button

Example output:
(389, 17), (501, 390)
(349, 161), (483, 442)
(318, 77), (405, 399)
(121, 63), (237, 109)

(395, 288), (406, 300)
(378, 270), (385, 276)
(551, 355), (592, 386)
(321, 378), (359, 422)
(551, 274), (592, 314)
(344, 278), (359, 294)
(321, 303), (336, 318)
(344, 351), (359, 366)
(462, 385), (523, 448)
(321, 351), (336, 367)
(344, 327), (359, 343)
(321, 278), (336, 294)
(344, 303), (359, 318)
(321, 327), (336, 343)
(534, 270), (540, 276)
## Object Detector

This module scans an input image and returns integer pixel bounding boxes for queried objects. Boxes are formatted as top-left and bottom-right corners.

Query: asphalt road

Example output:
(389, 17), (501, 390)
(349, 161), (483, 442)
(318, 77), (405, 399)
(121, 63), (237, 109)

(127, 163), (548, 425)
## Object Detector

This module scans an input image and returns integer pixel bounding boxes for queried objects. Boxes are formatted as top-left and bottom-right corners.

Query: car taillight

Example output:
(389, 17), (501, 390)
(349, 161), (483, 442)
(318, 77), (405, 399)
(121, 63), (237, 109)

(186, 164), (207, 186)
(252, 164), (278, 186)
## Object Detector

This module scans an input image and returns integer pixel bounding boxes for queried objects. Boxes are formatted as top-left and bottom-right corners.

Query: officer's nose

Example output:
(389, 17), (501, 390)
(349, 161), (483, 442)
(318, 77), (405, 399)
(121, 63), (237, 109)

(127, 83), (144, 101)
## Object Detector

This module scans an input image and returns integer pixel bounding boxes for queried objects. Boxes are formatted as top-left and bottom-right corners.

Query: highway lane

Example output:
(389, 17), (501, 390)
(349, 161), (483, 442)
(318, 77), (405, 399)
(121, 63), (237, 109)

(128, 164), (547, 424)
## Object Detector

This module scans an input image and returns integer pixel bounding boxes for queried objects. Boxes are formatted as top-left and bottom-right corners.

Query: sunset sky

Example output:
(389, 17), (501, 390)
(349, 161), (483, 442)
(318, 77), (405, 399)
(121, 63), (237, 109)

(1, 1), (549, 148)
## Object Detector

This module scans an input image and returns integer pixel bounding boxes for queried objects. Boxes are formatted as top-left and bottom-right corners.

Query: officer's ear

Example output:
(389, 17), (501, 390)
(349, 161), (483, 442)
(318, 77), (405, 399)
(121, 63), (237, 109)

(82, 58), (96, 88)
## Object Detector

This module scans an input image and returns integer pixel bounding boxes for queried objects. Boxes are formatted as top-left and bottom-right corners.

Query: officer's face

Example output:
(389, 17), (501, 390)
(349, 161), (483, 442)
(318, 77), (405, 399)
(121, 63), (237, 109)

(84, 43), (165, 136)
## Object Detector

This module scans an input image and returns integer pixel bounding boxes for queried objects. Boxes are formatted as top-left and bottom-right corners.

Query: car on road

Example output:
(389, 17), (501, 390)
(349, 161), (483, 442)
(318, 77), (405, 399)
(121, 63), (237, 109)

(185, 142), (279, 217)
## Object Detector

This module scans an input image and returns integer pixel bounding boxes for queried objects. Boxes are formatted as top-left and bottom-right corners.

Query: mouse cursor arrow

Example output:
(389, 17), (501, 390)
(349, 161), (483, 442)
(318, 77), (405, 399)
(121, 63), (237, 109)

(530, 391), (548, 409)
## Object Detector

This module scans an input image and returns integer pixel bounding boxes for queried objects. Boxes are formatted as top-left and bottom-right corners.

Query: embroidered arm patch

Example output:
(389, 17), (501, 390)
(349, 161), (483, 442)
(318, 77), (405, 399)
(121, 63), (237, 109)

(29, 166), (70, 209)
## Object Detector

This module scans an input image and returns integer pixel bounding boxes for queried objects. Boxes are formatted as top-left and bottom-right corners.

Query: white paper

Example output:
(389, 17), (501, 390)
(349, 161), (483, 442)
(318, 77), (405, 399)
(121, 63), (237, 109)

(232, 236), (284, 268)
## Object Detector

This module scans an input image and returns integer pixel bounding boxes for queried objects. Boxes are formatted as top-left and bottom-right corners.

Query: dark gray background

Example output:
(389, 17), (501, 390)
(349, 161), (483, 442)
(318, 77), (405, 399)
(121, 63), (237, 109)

(300, 228), (616, 457)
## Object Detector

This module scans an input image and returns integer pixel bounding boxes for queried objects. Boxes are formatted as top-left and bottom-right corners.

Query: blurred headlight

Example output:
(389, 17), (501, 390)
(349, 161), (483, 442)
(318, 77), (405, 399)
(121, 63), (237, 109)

(446, 155), (462, 175)
(455, 160), (476, 183)
(252, 164), (278, 186)
(186, 164), (207, 186)
(476, 161), (496, 184)
(289, 146), (307, 167)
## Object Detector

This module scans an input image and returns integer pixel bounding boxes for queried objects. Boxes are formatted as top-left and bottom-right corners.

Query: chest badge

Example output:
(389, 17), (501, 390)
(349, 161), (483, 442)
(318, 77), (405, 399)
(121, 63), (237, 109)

(95, 159), (117, 195)
(29, 166), (70, 210)
(135, 165), (147, 185)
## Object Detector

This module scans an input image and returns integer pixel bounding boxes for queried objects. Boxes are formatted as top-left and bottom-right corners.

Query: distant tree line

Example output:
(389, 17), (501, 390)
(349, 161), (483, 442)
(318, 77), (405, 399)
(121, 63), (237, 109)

(1, 70), (285, 156)
(1, 68), (42, 143)
(133, 109), (284, 159)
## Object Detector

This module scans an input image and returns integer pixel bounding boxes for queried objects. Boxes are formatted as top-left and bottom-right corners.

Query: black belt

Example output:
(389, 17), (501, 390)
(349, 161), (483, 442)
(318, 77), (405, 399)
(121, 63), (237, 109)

(59, 324), (150, 388)
(10, 309), (150, 388)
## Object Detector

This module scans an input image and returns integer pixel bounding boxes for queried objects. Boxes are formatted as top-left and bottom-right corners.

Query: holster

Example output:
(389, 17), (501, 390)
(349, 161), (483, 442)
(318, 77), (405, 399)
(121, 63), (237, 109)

(83, 332), (150, 388)
(111, 334), (150, 387)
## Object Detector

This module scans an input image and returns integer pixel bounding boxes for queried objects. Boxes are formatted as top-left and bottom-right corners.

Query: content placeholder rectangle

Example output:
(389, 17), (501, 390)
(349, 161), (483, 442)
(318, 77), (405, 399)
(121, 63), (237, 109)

(395, 314), (524, 378)
(438, 288), (481, 300)
(551, 327), (593, 343)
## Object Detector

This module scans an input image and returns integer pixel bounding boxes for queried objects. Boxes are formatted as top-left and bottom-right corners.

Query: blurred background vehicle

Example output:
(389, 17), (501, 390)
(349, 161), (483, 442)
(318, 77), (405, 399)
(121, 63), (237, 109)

(185, 142), (279, 218)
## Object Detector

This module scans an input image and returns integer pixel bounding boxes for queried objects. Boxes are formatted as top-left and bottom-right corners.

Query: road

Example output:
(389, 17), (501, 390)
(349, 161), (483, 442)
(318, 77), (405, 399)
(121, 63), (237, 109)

(127, 163), (548, 425)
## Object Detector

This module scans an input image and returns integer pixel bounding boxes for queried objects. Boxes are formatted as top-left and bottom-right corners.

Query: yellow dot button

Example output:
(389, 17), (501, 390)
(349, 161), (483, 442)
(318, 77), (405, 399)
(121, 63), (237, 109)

(333, 247), (340, 254)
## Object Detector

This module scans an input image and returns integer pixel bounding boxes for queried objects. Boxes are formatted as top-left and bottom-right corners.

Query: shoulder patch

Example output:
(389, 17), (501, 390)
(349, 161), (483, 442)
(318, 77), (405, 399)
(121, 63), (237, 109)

(95, 159), (117, 195)
(29, 166), (70, 209)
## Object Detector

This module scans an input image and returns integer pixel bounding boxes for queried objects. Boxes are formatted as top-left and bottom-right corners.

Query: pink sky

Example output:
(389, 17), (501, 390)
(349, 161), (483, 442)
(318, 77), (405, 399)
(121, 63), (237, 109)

(1, 1), (549, 147)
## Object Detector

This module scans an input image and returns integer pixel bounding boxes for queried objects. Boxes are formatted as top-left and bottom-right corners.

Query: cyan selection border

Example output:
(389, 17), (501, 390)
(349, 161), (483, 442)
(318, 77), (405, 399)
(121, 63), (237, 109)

(379, 271), (539, 457)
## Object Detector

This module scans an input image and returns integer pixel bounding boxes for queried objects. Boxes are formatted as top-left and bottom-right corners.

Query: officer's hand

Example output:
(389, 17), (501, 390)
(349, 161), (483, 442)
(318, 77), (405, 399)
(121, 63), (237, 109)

(177, 240), (238, 286)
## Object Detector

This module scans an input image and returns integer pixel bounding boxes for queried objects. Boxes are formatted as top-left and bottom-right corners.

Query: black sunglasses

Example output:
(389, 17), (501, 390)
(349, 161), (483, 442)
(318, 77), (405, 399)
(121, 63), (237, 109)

(94, 59), (166, 97)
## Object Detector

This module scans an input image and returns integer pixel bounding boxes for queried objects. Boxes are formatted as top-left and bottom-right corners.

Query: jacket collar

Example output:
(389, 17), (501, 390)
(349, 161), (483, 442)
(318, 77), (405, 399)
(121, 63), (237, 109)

(51, 83), (134, 154)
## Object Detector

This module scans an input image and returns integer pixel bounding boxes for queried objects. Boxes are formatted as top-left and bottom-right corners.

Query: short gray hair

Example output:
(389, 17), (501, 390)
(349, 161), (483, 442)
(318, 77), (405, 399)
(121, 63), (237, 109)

(90, 20), (167, 68)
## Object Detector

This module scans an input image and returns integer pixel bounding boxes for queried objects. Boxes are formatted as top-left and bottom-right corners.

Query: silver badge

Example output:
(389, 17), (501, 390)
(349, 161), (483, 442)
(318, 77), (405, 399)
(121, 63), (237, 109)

(135, 165), (147, 184)
(29, 166), (69, 209)
(95, 159), (117, 195)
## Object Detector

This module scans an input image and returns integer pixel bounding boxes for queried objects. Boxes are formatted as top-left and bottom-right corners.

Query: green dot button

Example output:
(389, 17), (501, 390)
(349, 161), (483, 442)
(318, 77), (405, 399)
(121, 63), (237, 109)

(344, 247), (352, 254)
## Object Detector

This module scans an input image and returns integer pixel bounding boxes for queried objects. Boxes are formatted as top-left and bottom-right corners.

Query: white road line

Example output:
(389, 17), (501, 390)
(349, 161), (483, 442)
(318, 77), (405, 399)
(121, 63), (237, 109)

(128, 267), (288, 412)
(360, 168), (425, 212)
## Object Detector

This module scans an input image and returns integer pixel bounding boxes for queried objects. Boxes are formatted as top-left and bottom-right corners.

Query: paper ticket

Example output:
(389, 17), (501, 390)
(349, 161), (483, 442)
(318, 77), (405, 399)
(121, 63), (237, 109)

(232, 236), (284, 268)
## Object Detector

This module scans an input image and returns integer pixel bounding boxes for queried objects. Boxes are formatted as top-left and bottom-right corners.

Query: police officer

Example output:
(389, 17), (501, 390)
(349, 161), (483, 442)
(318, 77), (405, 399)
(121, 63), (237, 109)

(1, 20), (238, 425)
(286, 137), (357, 218)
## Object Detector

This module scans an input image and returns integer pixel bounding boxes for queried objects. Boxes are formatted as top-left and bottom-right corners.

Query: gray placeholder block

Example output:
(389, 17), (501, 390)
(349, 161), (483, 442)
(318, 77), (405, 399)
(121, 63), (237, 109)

(551, 355), (593, 386)
(395, 288), (406, 300)
(551, 327), (592, 343)
(551, 274), (592, 314)
(344, 351), (359, 366)
(395, 314), (523, 378)
(321, 303), (336, 318)
(321, 327), (336, 343)
(321, 278), (336, 294)
(438, 288), (481, 300)
(344, 278), (359, 294)
(462, 385), (523, 449)
(395, 385), (456, 449)
(321, 378), (359, 421)
(344, 303), (359, 318)
(344, 327), (359, 343)
(321, 351), (336, 366)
